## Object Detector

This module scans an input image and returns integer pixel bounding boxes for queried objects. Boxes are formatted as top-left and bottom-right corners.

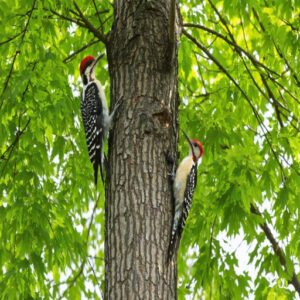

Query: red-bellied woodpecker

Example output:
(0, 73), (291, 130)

(79, 54), (119, 185)
(168, 131), (204, 260)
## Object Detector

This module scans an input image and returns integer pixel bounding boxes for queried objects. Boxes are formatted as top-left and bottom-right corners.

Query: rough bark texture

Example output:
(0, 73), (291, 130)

(105, 1), (179, 299)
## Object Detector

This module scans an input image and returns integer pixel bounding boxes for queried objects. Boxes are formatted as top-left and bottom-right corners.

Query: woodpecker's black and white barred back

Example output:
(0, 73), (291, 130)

(80, 55), (120, 185)
(168, 131), (203, 261)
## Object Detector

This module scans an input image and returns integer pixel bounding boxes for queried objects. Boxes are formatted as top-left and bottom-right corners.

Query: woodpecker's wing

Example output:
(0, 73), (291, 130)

(178, 163), (197, 237)
(81, 82), (104, 185)
(168, 163), (198, 260)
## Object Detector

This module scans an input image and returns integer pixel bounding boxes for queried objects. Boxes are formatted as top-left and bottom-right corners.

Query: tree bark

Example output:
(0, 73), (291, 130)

(105, 1), (179, 299)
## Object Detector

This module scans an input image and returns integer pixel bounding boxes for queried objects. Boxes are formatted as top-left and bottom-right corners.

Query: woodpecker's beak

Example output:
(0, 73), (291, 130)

(182, 130), (195, 158)
(90, 53), (104, 75)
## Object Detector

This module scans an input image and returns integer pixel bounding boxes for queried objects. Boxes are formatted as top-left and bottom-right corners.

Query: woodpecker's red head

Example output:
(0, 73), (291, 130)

(80, 56), (95, 76)
(182, 131), (204, 162)
(80, 54), (104, 85)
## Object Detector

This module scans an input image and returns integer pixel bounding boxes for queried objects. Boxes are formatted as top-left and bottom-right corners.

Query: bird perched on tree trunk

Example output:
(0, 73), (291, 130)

(168, 131), (204, 261)
(79, 54), (120, 185)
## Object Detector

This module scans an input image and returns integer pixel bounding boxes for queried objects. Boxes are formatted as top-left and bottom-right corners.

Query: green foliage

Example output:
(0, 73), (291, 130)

(0, 0), (110, 298)
(0, 0), (299, 299)
(178, 0), (300, 298)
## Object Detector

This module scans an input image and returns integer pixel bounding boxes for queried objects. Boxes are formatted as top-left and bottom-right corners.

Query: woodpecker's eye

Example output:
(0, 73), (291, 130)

(193, 142), (197, 147)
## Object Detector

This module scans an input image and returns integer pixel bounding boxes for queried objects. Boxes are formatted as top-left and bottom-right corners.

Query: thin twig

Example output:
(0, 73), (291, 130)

(87, 258), (103, 299)
(0, 119), (31, 176)
(73, 1), (108, 44)
(239, 56), (290, 130)
(0, 51), (20, 110)
(184, 22), (300, 107)
(49, 9), (86, 27)
(260, 75), (284, 128)
(252, 8), (300, 86)
(20, 0), (37, 43)
(207, 0), (235, 42)
(185, 22), (299, 130)
(250, 204), (300, 295)
(193, 51), (207, 93)
(57, 193), (101, 298)
(183, 29), (286, 182)
(0, 119), (31, 160)
(92, 0), (102, 26)
(63, 39), (100, 63)
(183, 23), (279, 77)
(0, 29), (26, 46)
(0, 0), (36, 110)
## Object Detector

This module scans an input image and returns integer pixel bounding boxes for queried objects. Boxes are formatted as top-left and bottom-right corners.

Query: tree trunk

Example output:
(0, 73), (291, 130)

(105, 1), (179, 298)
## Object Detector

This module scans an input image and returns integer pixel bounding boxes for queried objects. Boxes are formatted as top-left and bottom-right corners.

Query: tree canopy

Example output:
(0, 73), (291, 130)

(0, 0), (299, 299)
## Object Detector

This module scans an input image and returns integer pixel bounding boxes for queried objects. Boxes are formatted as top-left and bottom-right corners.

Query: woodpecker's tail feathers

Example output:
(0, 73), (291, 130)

(167, 233), (177, 262)
(93, 150), (100, 186)
(167, 230), (182, 263)
(93, 162), (98, 186)
(93, 149), (106, 186)
(167, 219), (185, 263)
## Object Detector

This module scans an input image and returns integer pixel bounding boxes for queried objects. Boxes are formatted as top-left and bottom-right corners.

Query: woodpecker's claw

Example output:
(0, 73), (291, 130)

(109, 98), (122, 125)
(164, 151), (176, 182)
(168, 171), (176, 182)
(165, 151), (175, 165)
(112, 98), (122, 113)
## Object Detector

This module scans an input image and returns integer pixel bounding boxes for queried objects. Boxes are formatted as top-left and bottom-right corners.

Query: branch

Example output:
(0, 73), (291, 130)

(273, 43), (300, 86)
(183, 29), (286, 181)
(268, 75), (300, 105)
(0, 119), (31, 177)
(184, 22), (300, 133)
(49, 9), (86, 28)
(92, 0), (102, 26)
(0, 29), (26, 46)
(281, 18), (300, 32)
(252, 8), (300, 86)
(48, 7), (108, 45)
(260, 75), (284, 128)
(183, 23), (280, 77)
(20, 0), (37, 43)
(63, 39), (100, 63)
(193, 51), (207, 92)
(0, 0), (36, 110)
(57, 193), (101, 298)
(0, 51), (20, 110)
(0, 118), (31, 160)
(207, 0), (235, 42)
(250, 204), (300, 295)
(73, 1), (108, 45)
(184, 22), (300, 109)
(239, 55), (289, 130)
(87, 258), (103, 299)
(0, 60), (36, 170)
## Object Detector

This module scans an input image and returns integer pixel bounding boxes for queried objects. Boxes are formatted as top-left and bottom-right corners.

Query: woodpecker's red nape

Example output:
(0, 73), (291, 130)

(191, 138), (204, 158)
(80, 56), (95, 75)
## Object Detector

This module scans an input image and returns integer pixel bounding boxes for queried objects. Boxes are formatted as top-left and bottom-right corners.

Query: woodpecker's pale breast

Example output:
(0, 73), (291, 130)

(173, 156), (194, 204)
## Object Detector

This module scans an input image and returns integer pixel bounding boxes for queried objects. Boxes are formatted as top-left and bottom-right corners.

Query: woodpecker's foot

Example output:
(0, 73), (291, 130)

(168, 172), (176, 182)
(111, 98), (122, 117)
(164, 151), (176, 182)
(165, 151), (175, 165)
(109, 98), (123, 129)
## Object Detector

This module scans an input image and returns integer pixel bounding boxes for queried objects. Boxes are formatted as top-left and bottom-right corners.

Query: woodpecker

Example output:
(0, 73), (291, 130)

(168, 131), (204, 260)
(80, 54), (119, 185)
